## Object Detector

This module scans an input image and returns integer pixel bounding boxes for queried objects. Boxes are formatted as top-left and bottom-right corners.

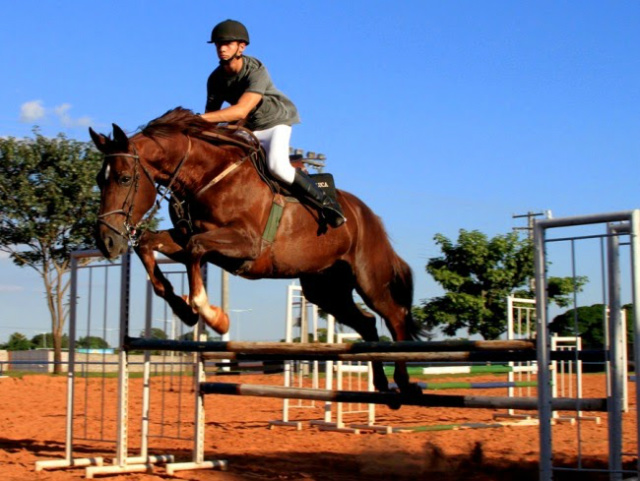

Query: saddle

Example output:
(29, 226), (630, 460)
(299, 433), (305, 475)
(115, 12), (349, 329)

(197, 125), (337, 199)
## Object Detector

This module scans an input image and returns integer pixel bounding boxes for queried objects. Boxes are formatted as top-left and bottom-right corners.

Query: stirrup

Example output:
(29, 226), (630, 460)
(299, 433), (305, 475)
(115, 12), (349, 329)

(325, 213), (346, 228)
(322, 203), (346, 228)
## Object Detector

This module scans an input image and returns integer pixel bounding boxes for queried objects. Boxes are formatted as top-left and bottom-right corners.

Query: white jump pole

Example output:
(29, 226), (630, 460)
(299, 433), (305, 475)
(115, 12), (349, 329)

(35, 251), (106, 472)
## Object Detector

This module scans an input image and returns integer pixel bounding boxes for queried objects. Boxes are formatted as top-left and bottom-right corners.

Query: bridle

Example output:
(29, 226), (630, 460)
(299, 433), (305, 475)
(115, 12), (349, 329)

(98, 136), (192, 246)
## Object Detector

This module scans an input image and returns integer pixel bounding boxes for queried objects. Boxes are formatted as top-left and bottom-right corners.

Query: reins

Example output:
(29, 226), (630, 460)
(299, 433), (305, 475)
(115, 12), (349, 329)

(195, 153), (254, 198)
(144, 135), (192, 227)
(194, 128), (261, 198)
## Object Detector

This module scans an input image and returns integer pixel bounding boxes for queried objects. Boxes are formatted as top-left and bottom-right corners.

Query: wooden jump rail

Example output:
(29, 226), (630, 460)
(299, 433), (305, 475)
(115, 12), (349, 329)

(199, 382), (608, 412)
(201, 351), (538, 362)
(200, 350), (605, 363)
(125, 338), (536, 353)
(125, 337), (606, 363)
(126, 336), (609, 414)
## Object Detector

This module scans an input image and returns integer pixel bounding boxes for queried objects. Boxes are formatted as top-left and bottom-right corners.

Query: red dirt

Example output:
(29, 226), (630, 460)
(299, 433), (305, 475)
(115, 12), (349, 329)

(0, 373), (636, 480)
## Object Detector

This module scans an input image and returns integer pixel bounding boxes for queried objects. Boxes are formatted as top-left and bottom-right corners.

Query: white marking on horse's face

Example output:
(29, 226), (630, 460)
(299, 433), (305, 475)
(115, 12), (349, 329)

(103, 164), (111, 183)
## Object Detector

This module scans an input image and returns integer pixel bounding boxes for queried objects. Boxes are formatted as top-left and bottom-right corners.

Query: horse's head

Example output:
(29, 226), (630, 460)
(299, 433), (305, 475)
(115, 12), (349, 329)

(89, 124), (158, 259)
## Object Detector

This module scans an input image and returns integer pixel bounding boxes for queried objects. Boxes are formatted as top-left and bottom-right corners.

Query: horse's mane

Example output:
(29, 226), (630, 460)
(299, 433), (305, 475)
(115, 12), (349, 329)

(141, 107), (212, 139)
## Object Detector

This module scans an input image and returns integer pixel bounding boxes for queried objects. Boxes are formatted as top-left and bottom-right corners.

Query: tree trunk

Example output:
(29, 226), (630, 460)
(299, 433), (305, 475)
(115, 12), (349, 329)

(52, 332), (62, 374)
(43, 257), (70, 375)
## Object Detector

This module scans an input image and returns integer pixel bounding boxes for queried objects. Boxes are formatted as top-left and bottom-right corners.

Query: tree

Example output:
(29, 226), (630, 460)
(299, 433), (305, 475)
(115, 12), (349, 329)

(418, 229), (587, 340)
(6, 332), (33, 351)
(141, 327), (169, 340)
(31, 332), (69, 349)
(77, 336), (110, 349)
(411, 307), (435, 341)
(0, 130), (103, 372)
(550, 303), (634, 349)
(545, 276), (588, 309)
(419, 230), (533, 339)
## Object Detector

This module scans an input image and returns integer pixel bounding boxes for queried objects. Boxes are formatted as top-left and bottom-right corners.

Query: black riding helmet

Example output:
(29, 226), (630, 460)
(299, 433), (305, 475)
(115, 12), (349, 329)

(208, 19), (250, 45)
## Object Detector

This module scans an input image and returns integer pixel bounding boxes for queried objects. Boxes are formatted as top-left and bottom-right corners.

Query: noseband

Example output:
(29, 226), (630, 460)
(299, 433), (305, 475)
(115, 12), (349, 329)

(98, 137), (192, 246)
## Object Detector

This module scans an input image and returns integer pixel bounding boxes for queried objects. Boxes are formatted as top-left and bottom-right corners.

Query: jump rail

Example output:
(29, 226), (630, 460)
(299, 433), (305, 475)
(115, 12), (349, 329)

(125, 338), (536, 353)
(125, 337), (606, 363)
(199, 382), (607, 411)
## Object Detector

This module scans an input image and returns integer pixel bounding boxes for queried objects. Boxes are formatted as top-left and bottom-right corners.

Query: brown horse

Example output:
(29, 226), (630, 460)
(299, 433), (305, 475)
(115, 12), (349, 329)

(89, 107), (421, 395)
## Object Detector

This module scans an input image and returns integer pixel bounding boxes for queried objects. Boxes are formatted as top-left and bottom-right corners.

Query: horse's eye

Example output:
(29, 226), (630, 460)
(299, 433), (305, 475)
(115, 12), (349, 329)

(119, 175), (133, 186)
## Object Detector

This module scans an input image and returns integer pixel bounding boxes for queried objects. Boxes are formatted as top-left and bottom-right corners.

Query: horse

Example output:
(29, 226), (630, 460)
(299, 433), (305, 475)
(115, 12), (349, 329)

(89, 107), (422, 396)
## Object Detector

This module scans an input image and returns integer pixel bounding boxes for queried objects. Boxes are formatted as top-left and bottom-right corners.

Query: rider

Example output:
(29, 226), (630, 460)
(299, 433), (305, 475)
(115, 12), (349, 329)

(200, 19), (346, 228)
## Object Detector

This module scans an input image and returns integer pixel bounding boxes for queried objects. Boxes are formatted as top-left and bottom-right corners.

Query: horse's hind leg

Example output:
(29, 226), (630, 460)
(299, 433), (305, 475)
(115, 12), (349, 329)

(358, 284), (415, 393)
(353, 258), (422, 396)
(299, 266), (391, 393)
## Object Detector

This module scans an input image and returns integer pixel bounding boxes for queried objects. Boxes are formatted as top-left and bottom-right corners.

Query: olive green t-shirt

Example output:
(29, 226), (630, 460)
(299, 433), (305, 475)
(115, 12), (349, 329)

(205, 55), (300, 131)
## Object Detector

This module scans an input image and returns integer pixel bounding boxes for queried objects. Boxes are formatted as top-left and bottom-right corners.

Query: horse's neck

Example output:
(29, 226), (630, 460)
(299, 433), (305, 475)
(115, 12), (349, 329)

(141, 135), (262, 200)
(193, 143), (262, 198)
(155, 142), (190, 186)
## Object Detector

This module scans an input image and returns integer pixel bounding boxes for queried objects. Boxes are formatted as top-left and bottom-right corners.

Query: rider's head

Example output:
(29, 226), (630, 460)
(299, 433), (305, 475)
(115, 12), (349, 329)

(208, 20), (250, 64)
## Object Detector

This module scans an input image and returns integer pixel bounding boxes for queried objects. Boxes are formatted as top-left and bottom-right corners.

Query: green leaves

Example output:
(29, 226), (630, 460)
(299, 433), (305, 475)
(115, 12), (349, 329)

(419, 228), (589, 340)
(547, 276), (588, 308)
(420, 230), (534, 340)
(0, 130), (103, 267)
(4, 332), (33, 351)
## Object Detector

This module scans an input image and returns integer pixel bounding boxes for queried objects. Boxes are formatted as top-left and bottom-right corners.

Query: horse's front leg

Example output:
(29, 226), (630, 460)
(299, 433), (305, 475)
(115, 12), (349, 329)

(135, 229), (199, 327)
(185, 227), (261, 334)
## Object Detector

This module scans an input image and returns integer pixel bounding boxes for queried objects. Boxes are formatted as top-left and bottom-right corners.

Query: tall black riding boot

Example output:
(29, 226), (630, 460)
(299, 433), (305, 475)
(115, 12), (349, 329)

(292, 170), (346, 228)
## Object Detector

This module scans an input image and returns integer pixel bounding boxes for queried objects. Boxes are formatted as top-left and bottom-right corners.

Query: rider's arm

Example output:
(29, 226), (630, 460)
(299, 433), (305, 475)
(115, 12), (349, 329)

(202, 92), (262, 123)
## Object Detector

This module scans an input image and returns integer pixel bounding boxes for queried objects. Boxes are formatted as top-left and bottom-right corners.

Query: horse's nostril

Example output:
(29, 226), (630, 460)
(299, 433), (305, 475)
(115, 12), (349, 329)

(100, 231), (117, 254)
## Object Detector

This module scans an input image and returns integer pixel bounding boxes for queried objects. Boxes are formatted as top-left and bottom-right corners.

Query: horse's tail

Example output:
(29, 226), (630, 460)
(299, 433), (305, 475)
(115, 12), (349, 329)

(390, 255), (423, 341)
(347, 191), (423, 341)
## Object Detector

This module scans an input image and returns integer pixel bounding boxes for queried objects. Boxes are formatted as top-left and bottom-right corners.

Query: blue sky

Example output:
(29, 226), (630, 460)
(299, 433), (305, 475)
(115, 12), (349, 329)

(0, 1), (638, 343)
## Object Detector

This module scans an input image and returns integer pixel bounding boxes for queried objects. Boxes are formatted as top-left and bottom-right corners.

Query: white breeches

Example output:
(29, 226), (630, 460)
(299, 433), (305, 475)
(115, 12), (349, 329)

(253, 125), (295, 184)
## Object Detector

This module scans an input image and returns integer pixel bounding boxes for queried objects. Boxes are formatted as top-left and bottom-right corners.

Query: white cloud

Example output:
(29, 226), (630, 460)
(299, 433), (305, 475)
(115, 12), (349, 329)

(20, 100), (46, 122)
(73, 116), (93, 127)
(53, 103), (71, 121)
(19, 100), (93, 128)
(54, 103), (93, 127)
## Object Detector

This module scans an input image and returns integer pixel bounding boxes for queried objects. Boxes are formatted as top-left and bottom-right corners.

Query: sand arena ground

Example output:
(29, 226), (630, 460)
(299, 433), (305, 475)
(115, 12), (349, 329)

(0, 372), (637, 481)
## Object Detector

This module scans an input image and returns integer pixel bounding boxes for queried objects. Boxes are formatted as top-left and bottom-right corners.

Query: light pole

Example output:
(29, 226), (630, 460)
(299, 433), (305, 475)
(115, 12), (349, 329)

(221, 269), (229, 341)
(513, 210), (553, 291)
(230, 309), (252, 341)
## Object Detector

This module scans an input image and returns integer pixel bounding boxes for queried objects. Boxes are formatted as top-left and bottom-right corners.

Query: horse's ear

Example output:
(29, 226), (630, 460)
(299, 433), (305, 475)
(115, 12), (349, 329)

(112, 123), (129, 151)
(89, 127), (110, 153)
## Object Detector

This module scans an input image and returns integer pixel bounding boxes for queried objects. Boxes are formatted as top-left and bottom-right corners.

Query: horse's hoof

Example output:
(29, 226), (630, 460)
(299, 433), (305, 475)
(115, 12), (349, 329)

(381, 382), (423, 409)
(400, 382), (424, 397)
(179, 311), (200, 327)
(375, 385), (403, 410)
(387, 398), (402, 410)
